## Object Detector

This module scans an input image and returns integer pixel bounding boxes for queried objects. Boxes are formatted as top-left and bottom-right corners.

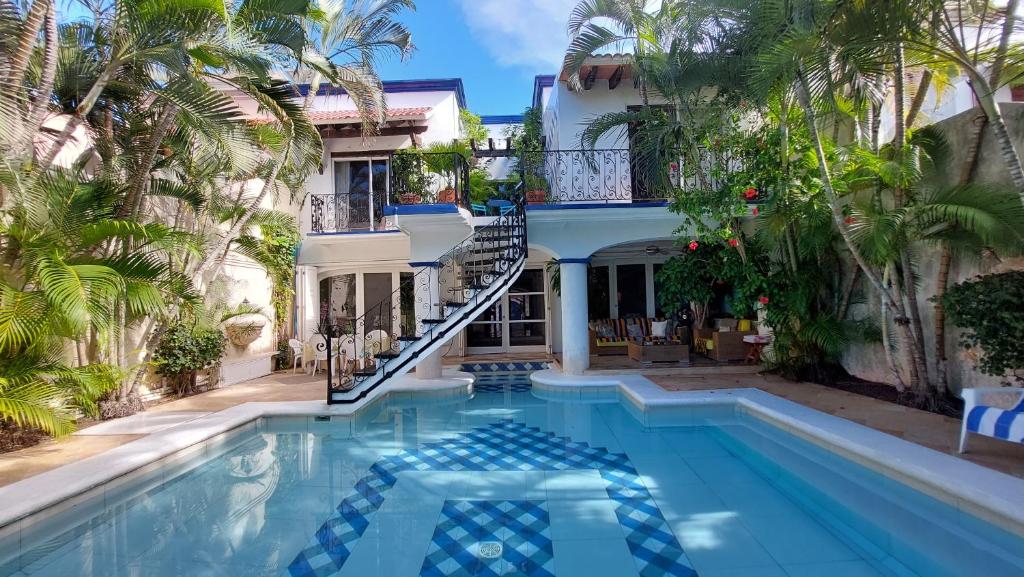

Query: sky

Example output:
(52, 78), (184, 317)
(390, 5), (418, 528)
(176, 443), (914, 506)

(376, 0), (580, 115)
(58, 0), (582, 115)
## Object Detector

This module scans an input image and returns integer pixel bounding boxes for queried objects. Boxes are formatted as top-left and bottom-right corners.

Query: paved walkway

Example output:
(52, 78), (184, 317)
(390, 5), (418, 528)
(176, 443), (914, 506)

(1, 368), (1022, 488)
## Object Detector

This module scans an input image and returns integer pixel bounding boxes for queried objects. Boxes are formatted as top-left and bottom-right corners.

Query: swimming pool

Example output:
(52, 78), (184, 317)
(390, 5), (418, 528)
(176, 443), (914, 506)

(1, 372), (1022, 577)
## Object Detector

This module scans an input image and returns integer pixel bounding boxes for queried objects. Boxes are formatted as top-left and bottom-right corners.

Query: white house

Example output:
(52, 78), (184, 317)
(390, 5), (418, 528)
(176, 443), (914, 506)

(285, 59), (732, 404)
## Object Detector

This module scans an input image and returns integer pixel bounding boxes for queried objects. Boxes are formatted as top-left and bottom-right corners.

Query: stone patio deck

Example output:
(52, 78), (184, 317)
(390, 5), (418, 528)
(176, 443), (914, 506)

(1, 365), (1022, 489)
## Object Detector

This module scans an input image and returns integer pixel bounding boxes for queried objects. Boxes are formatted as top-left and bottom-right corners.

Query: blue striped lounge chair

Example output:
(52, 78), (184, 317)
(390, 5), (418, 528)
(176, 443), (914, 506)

(959, 387), (1024, 453)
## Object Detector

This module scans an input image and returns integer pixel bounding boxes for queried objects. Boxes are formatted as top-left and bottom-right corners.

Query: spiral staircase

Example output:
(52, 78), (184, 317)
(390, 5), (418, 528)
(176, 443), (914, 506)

(320, 198), (527, 404)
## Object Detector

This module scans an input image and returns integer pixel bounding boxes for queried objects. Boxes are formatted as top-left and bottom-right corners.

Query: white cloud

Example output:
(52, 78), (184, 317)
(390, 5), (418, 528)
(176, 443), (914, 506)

(455, 0), (580, 72)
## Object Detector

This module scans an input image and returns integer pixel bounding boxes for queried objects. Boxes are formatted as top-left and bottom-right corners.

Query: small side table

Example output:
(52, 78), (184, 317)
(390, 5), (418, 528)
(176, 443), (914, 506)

(743, 334), (772, 364)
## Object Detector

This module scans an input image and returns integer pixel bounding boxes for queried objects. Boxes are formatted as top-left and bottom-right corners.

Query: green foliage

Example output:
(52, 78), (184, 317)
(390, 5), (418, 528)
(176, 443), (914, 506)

(656, 242), (764, 325)
(942, 272), (1024, 381)
(232, 218), (300, 339)
(152, 322), (226, 394)
(391, 150), (429, 200)
(460, 109), (489, 142)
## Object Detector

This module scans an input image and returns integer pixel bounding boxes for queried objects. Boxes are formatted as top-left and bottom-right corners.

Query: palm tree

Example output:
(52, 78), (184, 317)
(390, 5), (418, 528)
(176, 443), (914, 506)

(911, 0), (1024, 200)
(297, 0), (415, 123)
(564, 0), (692, 102)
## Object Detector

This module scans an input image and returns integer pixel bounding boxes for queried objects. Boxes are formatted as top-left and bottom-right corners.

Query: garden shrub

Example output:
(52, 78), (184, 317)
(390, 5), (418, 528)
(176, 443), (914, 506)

(942, 271), (1024, 383)
(153, 323), (226, 395)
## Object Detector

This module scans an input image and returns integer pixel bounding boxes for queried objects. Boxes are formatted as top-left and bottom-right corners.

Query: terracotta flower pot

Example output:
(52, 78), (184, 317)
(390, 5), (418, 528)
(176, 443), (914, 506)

(438, 187), (457, 203)
(526, 189), (547, 204)
(400, 193), (421, 205)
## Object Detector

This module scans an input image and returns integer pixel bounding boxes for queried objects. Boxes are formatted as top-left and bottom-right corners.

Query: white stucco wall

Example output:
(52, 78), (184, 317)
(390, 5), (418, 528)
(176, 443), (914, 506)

(545, 79), (664, 150)
(297, 90), (463, 236)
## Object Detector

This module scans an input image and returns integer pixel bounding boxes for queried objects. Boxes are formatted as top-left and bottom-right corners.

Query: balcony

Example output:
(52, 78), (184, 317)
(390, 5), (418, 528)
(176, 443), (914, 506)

(310, 151), (472, 234)
(519, 148), (753, 205)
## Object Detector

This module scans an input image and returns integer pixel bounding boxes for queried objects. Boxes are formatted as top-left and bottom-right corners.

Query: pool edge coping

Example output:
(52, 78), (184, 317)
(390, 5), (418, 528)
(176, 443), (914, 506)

(2, 368), (1023, 544)
(0, 370), (475, 535)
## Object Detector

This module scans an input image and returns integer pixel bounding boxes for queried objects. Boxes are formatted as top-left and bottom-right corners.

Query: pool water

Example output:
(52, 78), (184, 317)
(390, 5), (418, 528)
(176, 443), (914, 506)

(1, 372), (1022, 577)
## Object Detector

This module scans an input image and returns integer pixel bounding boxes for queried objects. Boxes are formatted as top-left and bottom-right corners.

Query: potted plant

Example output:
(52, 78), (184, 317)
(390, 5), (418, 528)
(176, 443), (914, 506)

(524, 174), (548, 204)
(391, 150), (426, 204)
(423, 140), (471, 204)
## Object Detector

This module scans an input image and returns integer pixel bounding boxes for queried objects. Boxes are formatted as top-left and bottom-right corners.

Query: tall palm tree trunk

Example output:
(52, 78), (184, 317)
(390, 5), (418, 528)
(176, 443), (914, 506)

(5, 0), (49, 88)
(795, 70), (922, 391)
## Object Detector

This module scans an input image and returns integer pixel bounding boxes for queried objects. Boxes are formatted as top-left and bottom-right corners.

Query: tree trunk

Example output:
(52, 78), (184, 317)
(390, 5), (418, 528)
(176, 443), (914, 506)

(838, 265), (859, 320)
(193, 160), (284, 283)
(881, 264), (906, 390)
(21, 0), (56, 155)
(967, 71), (1024, 198)
(933, 243), (953, 392)
(5, 0), (48, 88)
(118, 104), (178, 219)
(904, 69), (932, 130)
(794, 72), (896, 314)
(934, 110), (988, 394)
(795, 71), (925, 392)
(36, 58), (120, 172)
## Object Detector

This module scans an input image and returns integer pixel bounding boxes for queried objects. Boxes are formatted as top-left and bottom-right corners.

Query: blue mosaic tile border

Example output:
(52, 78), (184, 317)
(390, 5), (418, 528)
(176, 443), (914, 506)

(458, 361), (549, 373)
(286, 421), (697, 577)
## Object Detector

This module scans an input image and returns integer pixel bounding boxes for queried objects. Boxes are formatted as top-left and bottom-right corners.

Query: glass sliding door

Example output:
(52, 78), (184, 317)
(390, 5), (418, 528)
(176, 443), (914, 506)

(333, 158), (389, 231)
(507, 270), (545, 347)
(466, 269), (548, 352)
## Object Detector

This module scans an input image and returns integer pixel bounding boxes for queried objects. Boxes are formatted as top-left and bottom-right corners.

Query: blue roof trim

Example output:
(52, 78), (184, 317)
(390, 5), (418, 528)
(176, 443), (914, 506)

(480, 115), (524, 125)
(383, 203), (460, 216)
(532, 75), (555, 109)
(526, 201), (669, 211)
(297, 79), (467, 109)
(557, 257), (592, 264)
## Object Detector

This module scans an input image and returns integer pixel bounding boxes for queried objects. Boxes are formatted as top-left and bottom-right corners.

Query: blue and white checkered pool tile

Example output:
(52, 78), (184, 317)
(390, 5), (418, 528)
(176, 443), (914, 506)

(420, 500), (554, 577)
(287, 420), (697, 577)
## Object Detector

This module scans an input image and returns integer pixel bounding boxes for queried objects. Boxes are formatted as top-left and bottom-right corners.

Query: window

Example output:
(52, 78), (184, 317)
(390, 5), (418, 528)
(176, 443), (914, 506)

(333, 158), (388, 230)
(321, 275), (356, 329)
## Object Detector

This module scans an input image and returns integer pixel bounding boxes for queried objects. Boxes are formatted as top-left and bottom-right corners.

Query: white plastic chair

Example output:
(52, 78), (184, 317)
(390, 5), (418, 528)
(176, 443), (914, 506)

(364, 330), (391, 357)
(958, 387), (1024, 453)
(307, 335), (336, 376)
(288, 338), (304, 374)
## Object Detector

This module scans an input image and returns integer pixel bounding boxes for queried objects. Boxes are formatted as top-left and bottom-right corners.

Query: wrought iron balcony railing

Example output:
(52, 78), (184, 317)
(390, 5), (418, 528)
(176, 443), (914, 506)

(518, 148), (753, 205)
(310, 150), (472, 233)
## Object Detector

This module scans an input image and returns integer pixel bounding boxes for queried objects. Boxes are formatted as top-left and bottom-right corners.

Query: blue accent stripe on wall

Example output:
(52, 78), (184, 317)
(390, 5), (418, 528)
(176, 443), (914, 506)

(533, 75), (555, 109)
(557, 258), (591, 264)
(480, 115), (524, 125)
(297, 78), (467, 108)
(409, 261), (442, 268)
(382, 204), (459, 216)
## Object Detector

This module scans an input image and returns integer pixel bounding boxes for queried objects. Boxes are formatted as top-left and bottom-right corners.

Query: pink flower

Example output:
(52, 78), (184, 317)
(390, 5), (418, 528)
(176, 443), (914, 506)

(752, 207), (759, 216)
(688, 241), (699, 251)
(759, 296), (770, 305)
(744, 187), (758, 200)
(728, 238), (739, 247)
(669, 162), (679, 170)
(844, 216), (856, 225)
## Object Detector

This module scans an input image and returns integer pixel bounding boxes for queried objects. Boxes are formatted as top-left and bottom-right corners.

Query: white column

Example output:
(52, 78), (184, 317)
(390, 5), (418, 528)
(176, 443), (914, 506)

(414, 264), (443, 379)
(559, 260), (590, 375)
(300, 266), (320, 339)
